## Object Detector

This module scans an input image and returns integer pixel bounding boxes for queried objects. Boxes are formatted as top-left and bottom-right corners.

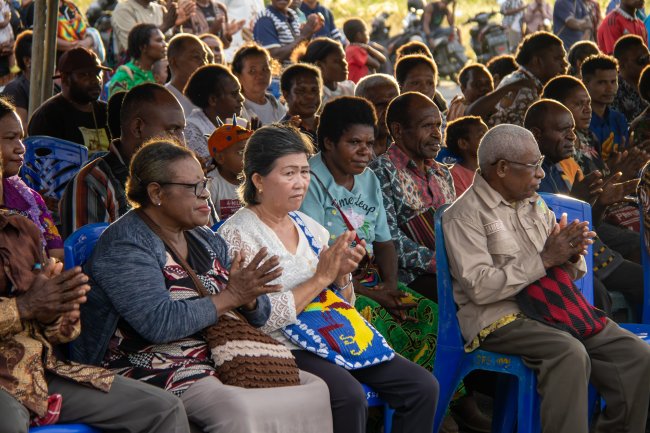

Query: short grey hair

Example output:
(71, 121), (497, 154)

(355, 73), (399, 98)
(477, 124), (538, 173)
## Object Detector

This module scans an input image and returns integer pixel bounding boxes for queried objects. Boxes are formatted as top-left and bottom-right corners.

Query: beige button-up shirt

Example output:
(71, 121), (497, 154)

(442, 174), (586, 349)
(111, 0), (164, 53)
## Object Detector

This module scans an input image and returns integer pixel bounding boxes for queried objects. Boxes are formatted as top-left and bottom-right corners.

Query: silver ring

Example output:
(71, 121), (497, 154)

(569, 242), (576, 248)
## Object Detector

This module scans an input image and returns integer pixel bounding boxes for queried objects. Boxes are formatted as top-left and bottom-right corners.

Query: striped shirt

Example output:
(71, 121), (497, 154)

(253, 6), (301, 51)
(59, 144), (130, 238)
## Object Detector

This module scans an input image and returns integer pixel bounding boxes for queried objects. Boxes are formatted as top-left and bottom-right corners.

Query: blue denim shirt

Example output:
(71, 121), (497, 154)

(70, 210), (271, 366)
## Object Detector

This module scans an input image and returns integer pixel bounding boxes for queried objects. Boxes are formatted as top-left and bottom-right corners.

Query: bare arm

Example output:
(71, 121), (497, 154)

(466, 79), (535, 120)
(364, 44), (386, 66)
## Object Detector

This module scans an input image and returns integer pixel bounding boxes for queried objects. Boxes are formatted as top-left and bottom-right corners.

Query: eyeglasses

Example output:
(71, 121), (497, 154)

(491, 155), (545, 171)
(158, 177), (212, 197)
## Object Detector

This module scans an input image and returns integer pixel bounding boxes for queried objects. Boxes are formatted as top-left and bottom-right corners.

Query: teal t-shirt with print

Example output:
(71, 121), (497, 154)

(300, 153), (391, 254)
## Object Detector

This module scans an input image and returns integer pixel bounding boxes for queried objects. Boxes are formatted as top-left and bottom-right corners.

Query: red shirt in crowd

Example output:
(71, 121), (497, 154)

(346, 44), (369, 83)
(597, 7), (648, 54)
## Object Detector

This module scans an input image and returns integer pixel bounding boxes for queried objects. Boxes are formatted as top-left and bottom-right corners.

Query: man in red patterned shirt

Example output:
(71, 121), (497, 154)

(597, 0), (647, 54)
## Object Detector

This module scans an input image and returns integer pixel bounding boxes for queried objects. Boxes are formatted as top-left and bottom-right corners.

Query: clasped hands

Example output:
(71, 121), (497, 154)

(540, 213), (596, 269)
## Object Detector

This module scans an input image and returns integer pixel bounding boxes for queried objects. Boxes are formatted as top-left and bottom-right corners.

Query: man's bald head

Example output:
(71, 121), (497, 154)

(524, 99), (576, 163)
(386, 91), (438, 137)
(523, 98), (571, 132)
(119, 83), (186, 161)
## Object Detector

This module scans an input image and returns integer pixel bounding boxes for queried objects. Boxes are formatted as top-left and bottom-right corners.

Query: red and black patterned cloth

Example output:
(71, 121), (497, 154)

(516, 266), (607, 339)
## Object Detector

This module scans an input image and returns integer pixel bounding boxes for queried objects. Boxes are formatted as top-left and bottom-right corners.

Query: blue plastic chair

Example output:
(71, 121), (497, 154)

(539, 193), (650, 345)
(30, 425), (102, 433)
(20, 136), (88, 200)
(537, 193), (594, 303)
(433, 204), (540, 433)
(63, 223), (109, 269)
(363, 384), (395, 433)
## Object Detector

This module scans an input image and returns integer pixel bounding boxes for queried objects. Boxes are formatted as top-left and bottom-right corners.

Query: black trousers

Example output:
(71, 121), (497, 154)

(601, 259), (644, 307)
(292, 351), (438, 433)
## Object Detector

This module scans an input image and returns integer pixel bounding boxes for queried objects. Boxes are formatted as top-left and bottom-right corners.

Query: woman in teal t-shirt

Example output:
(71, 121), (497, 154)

(300, 96), (439, 371)
(108, 24), (166, 97)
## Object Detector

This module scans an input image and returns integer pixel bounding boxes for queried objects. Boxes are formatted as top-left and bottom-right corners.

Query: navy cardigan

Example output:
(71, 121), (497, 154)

(70, 210), (270, 366)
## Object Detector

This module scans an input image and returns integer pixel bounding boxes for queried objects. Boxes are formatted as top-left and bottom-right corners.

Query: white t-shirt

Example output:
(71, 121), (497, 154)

(208, 167), (241, 220)
(322, 80), (356, 106)
(243, 94), (287, 125)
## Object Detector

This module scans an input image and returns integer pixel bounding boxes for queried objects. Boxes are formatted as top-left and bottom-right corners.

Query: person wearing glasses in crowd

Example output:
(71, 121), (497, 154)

(73, 139), (333, 433)
(442, 122), (650, 433)
(612, 35), (650, 123)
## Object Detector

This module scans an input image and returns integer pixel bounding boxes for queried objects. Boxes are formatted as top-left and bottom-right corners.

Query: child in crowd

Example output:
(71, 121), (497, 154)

(290, 0), (308, 25)
(207, 121), (253, 221)
(342, 18), (387, 83)
(151, 58), (169, 85)
(447, 64), (494, 122)
(298, 37), (355, 105)
(446, 116), (488, 196)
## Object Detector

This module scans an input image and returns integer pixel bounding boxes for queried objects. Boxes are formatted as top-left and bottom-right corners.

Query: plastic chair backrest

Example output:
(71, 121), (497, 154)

(537, 193), (594, 305)
(638, 163), (650, 324)
(63, 223), (109, 270)
(20, 136), (88, 200)
(434, 203), (465, 349)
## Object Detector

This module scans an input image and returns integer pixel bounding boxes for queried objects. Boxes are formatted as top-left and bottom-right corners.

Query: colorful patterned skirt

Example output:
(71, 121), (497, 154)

(355, 283), (438, 371)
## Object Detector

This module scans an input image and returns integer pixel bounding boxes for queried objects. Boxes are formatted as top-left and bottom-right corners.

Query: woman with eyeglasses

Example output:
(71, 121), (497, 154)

(77, 139), (333, 433)
(218, 123), (439, 433)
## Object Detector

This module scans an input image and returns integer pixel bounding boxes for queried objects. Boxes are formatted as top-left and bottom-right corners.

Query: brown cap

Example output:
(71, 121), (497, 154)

(53, 47), (111, 79)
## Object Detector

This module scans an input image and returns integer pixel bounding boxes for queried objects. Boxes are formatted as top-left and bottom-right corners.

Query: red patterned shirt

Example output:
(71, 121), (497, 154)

(369, 144), (456, 283)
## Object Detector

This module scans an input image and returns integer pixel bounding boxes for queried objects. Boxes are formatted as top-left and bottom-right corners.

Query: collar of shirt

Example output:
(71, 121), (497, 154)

(386, 143), (443, 178)
(615, 6), (635, 20)
(268, 5), (298, 23)
(540, 158), (572, 193)
(472, 173), (538, 209)
(590, 105), (615, 125)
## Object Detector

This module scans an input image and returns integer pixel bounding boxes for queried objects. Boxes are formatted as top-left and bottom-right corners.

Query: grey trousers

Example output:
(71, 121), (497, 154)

(181, 370), (333, 433)
(481, 318), (650, 433)
(0, 374), (190, 433)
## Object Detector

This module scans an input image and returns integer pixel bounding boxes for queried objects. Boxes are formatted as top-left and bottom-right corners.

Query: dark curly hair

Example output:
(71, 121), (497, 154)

(317, 96), (377, 151)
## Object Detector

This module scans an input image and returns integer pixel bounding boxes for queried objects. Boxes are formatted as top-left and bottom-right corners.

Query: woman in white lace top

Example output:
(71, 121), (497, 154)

(218, 124), (439, 433)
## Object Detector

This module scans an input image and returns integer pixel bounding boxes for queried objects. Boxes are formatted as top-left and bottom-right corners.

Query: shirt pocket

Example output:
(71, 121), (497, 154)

(486, 232), (520, 260)
(521, 218), (546, 252)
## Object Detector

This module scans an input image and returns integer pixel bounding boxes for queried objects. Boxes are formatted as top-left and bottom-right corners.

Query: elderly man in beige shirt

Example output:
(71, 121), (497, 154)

(442, 124), (650, 433)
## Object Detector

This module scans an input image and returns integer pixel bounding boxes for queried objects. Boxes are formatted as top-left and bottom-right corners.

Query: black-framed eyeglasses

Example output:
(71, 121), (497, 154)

(491, 155), (545, 171)
(158, 177), (212, 197)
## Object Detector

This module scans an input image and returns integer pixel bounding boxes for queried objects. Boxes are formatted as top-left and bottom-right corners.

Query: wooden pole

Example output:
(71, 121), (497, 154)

(40, 0), (59, 103)
(28, 0), (46, 118)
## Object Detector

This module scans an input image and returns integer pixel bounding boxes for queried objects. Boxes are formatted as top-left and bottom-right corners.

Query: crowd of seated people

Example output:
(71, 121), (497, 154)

(3, 1), (650, 432)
